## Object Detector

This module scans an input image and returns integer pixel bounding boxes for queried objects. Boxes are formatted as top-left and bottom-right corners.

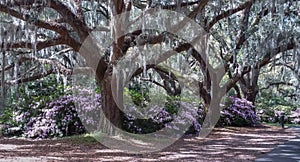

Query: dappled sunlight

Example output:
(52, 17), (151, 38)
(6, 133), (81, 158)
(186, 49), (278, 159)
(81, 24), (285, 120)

(0, 144), (19, 150)
(0, 125), (298, 161)
(159, 153), (198, 160)
(203, 150), (227, 155)
(214, 130), (295, 138)
(232, 147), (270, 151)
(95, 149), (124, 154)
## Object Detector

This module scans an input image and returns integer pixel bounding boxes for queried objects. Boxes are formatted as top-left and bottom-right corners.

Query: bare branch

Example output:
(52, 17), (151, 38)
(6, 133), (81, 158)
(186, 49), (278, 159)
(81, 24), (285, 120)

(72, 0), (84, 21)
(259, 39), (297, 68)
(0, 4), (69, 36)
(46, 0), (91, 41)
(235, 3), (252, 52)
(260, 81), (294, 91)
(50, 48), (73, 58)
(5, 69), (54, 85)
(187, 0), (209, 19)
(140, 77), (166, 91)
(133, 0), (200, 10)
(2, 37), (66, 51)
(207, 0), (255, 30)
(17, 57), (72, 75)
(0, 64), (14, 74)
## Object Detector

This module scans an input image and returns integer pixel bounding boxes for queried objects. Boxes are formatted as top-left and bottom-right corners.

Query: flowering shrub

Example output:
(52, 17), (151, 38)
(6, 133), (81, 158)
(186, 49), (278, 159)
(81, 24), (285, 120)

(1, 76), (71, 137)
(289, 108), (300, 124)
(4, 91), (203, 138)
(257, 105), (296, 123)
(3, 75), (203, 137)
(5, 92), (103, 138)
(23, 95), (87, 138)
(124, 102), (203, 134)
(219, 96), (257, 127)
(124, 106), (173, 134)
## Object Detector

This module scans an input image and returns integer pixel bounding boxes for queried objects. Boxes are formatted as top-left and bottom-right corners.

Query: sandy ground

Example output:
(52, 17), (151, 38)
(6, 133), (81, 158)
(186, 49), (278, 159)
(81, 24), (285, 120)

(0, 125), (297, 162)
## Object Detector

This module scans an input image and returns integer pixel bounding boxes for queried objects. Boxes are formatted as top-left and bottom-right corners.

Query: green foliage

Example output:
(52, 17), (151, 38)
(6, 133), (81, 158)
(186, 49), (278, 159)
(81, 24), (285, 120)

(0, 107), (15, 127)
(256, 91), (297, 123)
(165, 96), (180, 115)
(128, 79), (151, 107)
(62, 134), (98, 144)
(263, 122), (299, 127)
(1, 75), (69, 135)
(123, 78), (203, 134)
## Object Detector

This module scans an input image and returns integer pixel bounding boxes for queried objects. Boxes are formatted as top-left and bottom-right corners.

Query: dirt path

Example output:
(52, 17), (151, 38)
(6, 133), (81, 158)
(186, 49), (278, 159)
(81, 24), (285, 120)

(0, 125), (297, 162)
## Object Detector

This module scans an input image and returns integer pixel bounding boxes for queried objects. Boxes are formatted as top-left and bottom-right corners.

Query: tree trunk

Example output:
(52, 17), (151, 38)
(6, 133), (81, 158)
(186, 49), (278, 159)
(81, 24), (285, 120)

(98, 71), (125, 135)
(239, 66), (260, 107)
(1, 51), (6, 114)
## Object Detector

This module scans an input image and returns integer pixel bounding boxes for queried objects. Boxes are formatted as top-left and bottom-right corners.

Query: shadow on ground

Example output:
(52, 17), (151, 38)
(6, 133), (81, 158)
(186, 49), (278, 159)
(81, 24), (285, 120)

(255, 126), (300, 162)
(0, 126), (297, 162)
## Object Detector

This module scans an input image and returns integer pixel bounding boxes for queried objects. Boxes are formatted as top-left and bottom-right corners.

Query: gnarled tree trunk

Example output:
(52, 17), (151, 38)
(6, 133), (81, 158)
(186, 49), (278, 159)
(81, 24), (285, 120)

(98, 70), (125, 135)
(239, 66), (260, 108)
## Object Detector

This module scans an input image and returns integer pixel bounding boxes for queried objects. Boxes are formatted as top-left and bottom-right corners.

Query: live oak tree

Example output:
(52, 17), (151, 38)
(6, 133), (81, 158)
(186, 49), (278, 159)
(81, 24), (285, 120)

(207, 0), (299, 104)
(0, 0), (299, 131)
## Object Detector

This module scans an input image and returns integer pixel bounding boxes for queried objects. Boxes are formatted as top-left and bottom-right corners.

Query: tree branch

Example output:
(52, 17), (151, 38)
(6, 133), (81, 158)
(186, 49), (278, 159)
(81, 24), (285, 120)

(17, 57), (72, 75)
(140, 77), (167, 92)
(5, 69), (54, 85)
(259, 39), (297, 68)
(0, 4), (69, 36)
(260, 81), (294, 91)
(207, 0), (255, 30)
(2, 37), (66, 51)
(47, 0), (90, 41)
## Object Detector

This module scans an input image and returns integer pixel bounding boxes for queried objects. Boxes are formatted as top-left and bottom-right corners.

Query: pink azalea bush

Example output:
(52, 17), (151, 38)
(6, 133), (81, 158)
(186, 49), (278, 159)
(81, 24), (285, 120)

(219, 96), (257, 126)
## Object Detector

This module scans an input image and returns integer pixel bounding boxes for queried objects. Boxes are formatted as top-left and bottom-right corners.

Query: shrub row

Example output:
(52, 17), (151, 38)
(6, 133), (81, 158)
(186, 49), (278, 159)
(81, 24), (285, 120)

(2, 95), (258, 138)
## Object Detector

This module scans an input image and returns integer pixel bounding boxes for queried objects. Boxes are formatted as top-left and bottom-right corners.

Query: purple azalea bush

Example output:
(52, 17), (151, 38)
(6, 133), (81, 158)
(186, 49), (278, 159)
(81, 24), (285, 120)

(124, 102), (203, 134)
(288, 108), (300, 124)
(10, 94), (204, 138)
(19, 95), (83, 138)
(12, 93), (103, 138)
(220, 96), (257, 127)
(7, 94), (259, 138)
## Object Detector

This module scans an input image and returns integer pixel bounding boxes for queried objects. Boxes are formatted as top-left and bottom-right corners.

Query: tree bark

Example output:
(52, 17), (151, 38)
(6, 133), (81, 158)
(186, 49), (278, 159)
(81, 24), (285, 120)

(98, 70), (125, 134)
(239, 66), (260, 105)
(1, 51), (6, 113)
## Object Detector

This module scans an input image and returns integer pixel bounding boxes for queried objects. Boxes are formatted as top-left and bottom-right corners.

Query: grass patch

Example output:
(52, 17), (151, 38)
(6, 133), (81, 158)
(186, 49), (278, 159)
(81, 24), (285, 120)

(263, 122), (299, 127)
(61, 134), (99, 144)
